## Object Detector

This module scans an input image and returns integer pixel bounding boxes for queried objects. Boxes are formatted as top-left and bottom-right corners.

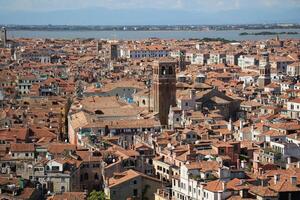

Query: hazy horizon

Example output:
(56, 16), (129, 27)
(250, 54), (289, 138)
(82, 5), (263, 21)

(1, 23), (300, 26)
(0, 0), (300, 25)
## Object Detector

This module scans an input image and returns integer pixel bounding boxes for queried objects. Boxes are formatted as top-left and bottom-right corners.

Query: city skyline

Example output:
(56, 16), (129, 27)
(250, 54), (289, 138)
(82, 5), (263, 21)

(0, 0), (300, 25)
(2, 1), (300, 200)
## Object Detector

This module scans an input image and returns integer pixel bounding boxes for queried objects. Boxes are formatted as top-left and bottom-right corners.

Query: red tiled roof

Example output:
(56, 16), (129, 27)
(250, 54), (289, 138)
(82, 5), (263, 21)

(10, 143), (35, 152)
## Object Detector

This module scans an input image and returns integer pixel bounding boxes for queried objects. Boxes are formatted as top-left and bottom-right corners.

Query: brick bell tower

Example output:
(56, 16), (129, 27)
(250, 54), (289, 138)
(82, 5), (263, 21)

(153, 60), (177, 125)
(258, 52), (271, 88)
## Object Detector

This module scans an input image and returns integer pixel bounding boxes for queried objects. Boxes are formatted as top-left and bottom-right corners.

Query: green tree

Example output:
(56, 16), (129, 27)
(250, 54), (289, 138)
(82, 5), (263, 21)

(87, 190), (108, 200)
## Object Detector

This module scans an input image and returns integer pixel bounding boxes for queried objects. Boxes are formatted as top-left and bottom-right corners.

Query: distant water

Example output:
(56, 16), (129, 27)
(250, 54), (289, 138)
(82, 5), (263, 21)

(7, 29), (300, 41)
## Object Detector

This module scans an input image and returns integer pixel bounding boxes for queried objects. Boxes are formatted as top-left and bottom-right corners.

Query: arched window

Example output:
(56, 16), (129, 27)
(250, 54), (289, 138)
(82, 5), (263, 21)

(161, 66), (166, 75)
(169, 67), (173, 75)
(142, 99), (146, 105)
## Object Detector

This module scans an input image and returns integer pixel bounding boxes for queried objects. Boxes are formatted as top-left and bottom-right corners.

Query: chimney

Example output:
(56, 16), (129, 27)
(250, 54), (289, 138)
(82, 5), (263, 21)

(227, 118), (233, 131)
(287, 157), (292, 164)
(104, 177), (109, 187)
(258, 168), (264, 176)
(291, 176), (297, 185)
(222, 181), (226, 191)
(239, 120), (244, 130)
(251, 124), (255, 132)
(241, 160), (246, 169)
(274, 174), (280, 185)
(190, 89), (196, 100)
(261, 178), (267, 187)
(236, 159), (240, 169)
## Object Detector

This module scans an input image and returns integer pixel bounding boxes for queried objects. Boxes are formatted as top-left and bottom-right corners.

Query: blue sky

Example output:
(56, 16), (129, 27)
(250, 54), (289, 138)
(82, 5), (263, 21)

(0, 0), (299, 25)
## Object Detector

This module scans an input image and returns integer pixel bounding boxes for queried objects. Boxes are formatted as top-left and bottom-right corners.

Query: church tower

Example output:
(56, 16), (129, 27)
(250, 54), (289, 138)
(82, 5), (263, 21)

(179, 49), (186, 71)
(153, 60), (177, 125)
(96, 41), (102, 54)
(258, 52), (271, 88)
(0, 27), (7, 47)
(110, 44), (118, 61)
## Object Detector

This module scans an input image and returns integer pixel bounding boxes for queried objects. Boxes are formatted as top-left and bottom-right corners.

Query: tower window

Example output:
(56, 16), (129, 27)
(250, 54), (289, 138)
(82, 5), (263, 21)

(169, 67), (173, 74)
(161, 66), (166, 75)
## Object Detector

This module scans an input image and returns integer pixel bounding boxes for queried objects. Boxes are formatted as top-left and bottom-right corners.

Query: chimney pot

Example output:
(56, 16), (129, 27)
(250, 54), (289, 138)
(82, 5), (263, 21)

(287, 157), (292, 164)
(239, 120), (244, 129)
(190, 89), (196, 99)
(274, 174), (280, 185)
(258, 167), (264, 176)
(222, 181), (226, 191)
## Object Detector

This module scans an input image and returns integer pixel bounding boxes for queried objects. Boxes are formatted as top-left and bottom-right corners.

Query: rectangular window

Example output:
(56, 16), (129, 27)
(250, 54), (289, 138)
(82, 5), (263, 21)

(93, 164), (100, 168)
(52, 166), (59, 171)
(219, 148), (225, 155)
(133, 189), (138, 196)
